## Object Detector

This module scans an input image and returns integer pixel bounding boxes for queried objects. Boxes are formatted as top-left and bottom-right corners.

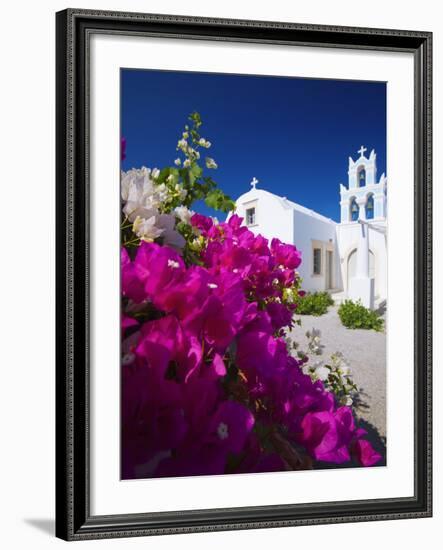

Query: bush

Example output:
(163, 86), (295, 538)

(338, 300), (384, 331)
(296, 291), (334, 316)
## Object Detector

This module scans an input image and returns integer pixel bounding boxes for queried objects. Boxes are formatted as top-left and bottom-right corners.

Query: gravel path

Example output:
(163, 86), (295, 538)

(288, 306), (387, 444)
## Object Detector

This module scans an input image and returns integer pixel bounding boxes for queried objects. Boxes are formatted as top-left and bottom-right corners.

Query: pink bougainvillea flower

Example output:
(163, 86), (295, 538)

(352, 438), (382, 466)
(121, 203), (383, 477)
(334, 405), (356, 445)
(154, 444), (227, 478)
(270, 238), (302, 270)
(154, 265), (211, 320)
(181, 273), (249, 352)
(236, 330), (288, 380)
(289, 374), (335, 419)
(135, 315), (183, 376)
(134, 242), (185, 297)
(175, 333), (203, 383)
(226, 213), (243, 232)
(191, 295), (237, 351)
(298, 410), (350, 464)
(153, 380), (226, 478)
(249, 233), (270, 256)
(190, 212), (214, 235)
(208, 400), (255, 454)
(266, 301), (294, 331)
(121, 247), (145, 303)
(180, 376), (221, 438)
(208, 353), (227, 378)
(236, 434), (287, 474)
(203, 238), (253, 276)
(156, 392), (255, 477)
(121, 365), (187, 478)
(275, 267), (296, 288)
(211, 270), (249, 328)
(241, 308), (273, 335)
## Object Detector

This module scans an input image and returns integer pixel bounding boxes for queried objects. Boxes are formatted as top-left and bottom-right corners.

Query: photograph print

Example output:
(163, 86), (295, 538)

(120, 69), (387, 480)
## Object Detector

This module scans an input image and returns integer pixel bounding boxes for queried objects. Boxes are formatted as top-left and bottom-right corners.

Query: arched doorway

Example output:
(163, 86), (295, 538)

(347, 248), (376, 294)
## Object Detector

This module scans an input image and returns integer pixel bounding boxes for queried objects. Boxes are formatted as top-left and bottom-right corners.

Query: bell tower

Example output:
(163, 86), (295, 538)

(339, 146), (387, 223)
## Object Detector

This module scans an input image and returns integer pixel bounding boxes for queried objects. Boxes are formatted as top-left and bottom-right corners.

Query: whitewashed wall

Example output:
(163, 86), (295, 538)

(291, 209), (337, 292)
(337, 222), (387, 300)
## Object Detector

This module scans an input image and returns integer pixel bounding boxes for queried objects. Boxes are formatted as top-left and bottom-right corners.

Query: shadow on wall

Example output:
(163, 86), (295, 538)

(375, 299), (387, 316)
(23, 518), (54, 536)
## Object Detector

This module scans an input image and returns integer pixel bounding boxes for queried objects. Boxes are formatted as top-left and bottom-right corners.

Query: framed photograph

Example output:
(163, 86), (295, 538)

(55, 9), (432, 540)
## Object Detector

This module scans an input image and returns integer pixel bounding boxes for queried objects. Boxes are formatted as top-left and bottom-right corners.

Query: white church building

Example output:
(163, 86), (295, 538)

(232, 146), (387, 309)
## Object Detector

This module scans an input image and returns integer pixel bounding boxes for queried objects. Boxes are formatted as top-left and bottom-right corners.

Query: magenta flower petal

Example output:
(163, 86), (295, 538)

(190, 213), (213, 235)
(266, 301), (293, 331)
(236, 330), (287, 380)
(121, 247), (145, 303)
(209, 400), (255, 454)
(135, 315), (182, 376)
(352, 439), (382, 466)
(271, 238), (302, 269)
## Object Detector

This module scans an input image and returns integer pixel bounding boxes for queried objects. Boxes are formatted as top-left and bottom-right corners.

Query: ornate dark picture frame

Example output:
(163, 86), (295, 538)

(55, 8), (432, 541)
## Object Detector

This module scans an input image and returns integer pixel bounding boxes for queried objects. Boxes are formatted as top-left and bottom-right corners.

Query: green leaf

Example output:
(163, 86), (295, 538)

(190, 163), (203, 179)
(156, 166), (172, 184)
(204, 189), (224, 210)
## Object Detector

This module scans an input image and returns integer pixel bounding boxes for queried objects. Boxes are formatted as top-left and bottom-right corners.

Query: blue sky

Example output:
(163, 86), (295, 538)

(121, 69), (386, 222)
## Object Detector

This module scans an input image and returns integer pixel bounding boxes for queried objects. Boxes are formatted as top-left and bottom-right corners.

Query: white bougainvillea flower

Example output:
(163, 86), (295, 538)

(132, 215), (164, 242)
(121, 168), (160, 221)
(205, 157), (218, 169)
(198, 137), (211, 148)
(174, 205), (194, 224)
(121, 167), (153, 201)
(130, 208), (186, 250)
(156, 213), (186, 250)
(155, 183), (169, 203)
(314, 364), (330, 381)
(121, 168), (173, 222)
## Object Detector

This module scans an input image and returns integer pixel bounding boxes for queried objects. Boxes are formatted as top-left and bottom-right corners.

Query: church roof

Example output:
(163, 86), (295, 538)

(236, 187), (336, 225)
(281, 196), (337, 225)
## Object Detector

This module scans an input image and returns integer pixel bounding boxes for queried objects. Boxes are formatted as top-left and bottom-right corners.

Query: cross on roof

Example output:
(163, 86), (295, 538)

(357, 145), (367, 157)
(250, 177), (259, 189)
